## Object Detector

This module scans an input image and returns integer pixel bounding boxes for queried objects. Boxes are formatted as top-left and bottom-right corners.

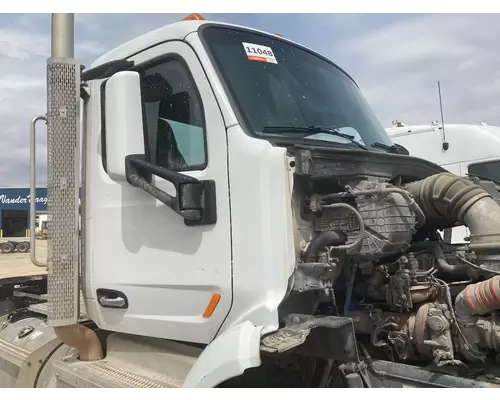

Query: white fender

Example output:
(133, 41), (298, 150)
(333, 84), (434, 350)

(183, 321), (263, 388)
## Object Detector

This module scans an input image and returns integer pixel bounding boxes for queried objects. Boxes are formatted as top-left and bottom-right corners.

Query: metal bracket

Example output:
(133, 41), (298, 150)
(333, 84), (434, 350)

(292, 263), (336, 292)
(125, 154), (217, 226)
(260, 313), (361, 363)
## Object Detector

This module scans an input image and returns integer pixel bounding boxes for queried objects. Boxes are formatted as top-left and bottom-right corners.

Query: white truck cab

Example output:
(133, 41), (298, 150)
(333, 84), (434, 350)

(3, 15), (500, 389)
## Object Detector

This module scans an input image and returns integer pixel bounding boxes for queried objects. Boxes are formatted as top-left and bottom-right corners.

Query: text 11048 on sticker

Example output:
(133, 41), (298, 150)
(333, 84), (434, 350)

(242, 42), (278, 64)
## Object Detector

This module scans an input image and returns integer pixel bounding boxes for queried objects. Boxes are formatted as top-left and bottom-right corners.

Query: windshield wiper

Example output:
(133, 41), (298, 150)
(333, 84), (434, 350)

(371, 142), (408, 155)
(262, 125), (368, 150)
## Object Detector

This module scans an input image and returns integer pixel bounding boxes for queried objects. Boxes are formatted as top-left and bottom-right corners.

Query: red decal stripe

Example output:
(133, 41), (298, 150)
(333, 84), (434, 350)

(248, 55), (268, 62)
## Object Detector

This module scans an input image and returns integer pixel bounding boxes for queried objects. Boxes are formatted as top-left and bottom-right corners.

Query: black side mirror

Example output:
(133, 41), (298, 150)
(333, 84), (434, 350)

(125, 154), (217, 226)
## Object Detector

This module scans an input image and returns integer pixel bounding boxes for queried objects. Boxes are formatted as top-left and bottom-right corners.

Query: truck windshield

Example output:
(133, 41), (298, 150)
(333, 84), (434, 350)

(201, 26), (393, 150)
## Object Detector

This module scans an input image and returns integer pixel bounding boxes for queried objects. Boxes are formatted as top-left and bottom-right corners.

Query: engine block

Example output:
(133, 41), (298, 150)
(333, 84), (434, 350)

(313, 179), (416, 260)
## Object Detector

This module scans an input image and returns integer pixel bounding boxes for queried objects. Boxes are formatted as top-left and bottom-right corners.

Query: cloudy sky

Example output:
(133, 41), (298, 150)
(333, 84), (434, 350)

(1, 13), (499, 186)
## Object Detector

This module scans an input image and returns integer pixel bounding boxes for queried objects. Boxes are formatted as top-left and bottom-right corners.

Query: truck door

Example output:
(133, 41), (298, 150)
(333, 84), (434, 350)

(88, 41), (232, 344)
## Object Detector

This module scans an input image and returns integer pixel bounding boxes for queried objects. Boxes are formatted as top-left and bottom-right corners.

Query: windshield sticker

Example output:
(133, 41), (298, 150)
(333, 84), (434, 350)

(242, 42), (278, 64)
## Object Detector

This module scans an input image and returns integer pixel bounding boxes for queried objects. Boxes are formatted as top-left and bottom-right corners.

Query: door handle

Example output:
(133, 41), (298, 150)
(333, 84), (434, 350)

(100, 296), (126, 308)
(96, 289), (128, 309)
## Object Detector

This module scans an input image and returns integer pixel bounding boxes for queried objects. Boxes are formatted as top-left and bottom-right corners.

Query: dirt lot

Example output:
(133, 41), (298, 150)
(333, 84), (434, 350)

(0, 240), (47, 279)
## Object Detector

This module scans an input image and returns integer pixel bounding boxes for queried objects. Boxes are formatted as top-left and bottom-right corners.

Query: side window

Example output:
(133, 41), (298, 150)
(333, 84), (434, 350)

(468, 160), (500, 183)
(140, 58), (206, 171)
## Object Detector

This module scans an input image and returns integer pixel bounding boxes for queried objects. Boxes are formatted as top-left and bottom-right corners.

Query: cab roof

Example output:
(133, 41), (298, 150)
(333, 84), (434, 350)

(91, 20), (297, 68)
(90, 19), (358, 86)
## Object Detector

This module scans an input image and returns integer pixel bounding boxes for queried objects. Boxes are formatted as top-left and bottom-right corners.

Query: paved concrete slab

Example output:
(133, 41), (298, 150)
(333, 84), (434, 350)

(0, 241), (47, 279)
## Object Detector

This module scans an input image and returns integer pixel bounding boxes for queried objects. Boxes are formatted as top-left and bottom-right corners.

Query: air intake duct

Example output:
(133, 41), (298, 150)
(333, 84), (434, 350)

(405, 173), (500, 273)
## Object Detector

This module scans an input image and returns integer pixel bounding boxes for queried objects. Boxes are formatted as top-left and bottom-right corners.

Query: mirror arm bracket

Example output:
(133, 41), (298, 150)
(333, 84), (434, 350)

(125, 154), (217, 226)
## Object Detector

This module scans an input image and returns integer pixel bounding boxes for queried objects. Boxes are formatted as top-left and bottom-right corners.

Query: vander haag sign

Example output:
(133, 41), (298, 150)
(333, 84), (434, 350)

(0, 194), (48, 205)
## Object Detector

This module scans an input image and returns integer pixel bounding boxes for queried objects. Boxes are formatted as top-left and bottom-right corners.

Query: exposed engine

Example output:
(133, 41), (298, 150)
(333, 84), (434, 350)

(279, 147), (500, 386)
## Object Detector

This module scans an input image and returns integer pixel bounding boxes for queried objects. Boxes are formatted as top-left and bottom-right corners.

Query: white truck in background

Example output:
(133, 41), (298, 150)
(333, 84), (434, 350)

(387, 121), (500, 244)
(2, 13), (500, 389)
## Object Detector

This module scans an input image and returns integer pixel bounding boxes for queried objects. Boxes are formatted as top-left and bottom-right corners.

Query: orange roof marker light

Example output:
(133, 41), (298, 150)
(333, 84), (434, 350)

(275, 33), (284, 37)
(182, 13), (205, 21)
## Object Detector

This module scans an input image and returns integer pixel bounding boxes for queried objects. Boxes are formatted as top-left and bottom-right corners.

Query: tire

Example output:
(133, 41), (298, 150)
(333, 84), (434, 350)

(16, 242), (30, 253)
(1, 242), (15, 253)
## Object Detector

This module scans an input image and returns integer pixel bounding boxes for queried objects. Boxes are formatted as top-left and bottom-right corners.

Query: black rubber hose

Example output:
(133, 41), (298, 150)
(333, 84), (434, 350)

(304, 230), (348, 262)
(409, 241), (466, 274)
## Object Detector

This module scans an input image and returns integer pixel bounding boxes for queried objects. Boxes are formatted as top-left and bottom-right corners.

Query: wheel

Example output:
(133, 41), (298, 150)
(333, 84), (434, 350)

(1, 242), (15, 253)
(16, 242), (30, 253)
